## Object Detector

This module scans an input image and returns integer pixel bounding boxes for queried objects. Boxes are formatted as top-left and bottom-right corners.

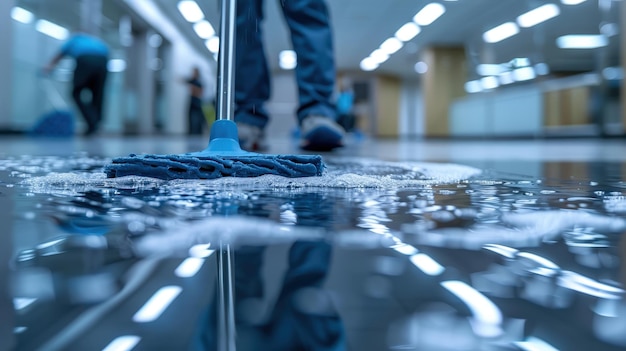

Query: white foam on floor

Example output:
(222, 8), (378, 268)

(21, 158), (481, 193)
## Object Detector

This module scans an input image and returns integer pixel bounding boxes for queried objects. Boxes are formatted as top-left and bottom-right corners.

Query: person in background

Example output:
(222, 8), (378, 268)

(335, 79), (355, 133)
(184, 67), (206, 135)
(44, 32), (109, 136)
(235, 0), (345, 152)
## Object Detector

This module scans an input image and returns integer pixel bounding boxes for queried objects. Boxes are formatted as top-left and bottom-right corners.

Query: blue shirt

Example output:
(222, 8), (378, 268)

(61, 34), (109, 59)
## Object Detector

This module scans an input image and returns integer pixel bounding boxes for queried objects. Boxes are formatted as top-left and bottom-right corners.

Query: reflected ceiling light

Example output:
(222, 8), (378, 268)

(13, 298), (36, 310)
(561, 0), (587, 5)
(11, 7), (34, 24)
(175, 257), (206, 278)
(380, 37), (403, 55)
(102, 336), (141, 351)
(512, 67), (537, 81)
(477, 64), (504, 76)
(413, 3), (446, 26)
(395, 22), (421, 42)
(410, 253), (445, 276)
(133, 285), (182, 322)
(414, 61), (428, 74)
(517, 4), (560, 28)
(35, 19), (69, 40)
(279, 50), (297, 70)
(193, 20), (215, 39)
(483, 22), (519, 43)
(369, 49), (390, 64)
(514, 336), (558, 351)
(360, 57), (379, 71)
(556, 34), (608, 49)
(177, 0), (204, 23)
(441, 280), (503, 337)
(480, 76), (499, 90)
(205, 37), (219, 53)
(464, 80), (483, 93)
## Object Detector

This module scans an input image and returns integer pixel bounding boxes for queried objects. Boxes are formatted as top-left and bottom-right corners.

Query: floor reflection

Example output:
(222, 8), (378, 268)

(3, 151), (626, 350)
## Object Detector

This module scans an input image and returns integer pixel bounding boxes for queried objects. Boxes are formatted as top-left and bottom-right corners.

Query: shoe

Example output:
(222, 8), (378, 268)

(300, 115), (345, 151)
(237, 122), (267, 152)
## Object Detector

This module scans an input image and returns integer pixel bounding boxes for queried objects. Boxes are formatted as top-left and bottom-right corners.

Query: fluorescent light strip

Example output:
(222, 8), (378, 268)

(480, 76), (499, 90)
(413, 3), (446, 26)
(441, 280), (503, 337)
(360, 57), (378, 71)
(556, 34), (608, 49)
(175, 257), (207, 278)
(205, 37), (219, 53)
(380, 37), (403, 55)
(11, 7), (34, 24)
(517, 4), (560, 28)
(35, 19), (69, 40)
(561, 0), (587, 5)
(465, 80), (483, 93)
(132, 286), (182, 323)
(193, 20), (215, 39)
(395, 22), (420, 42)
(483, 22), (519, 43)
(102, 335), (141, 351)
(410, 253), (445, 276)
(177, 0), (204, 23)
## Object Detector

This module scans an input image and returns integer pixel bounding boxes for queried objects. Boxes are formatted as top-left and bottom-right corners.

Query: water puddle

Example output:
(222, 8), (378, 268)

(3, 154), (626, 350)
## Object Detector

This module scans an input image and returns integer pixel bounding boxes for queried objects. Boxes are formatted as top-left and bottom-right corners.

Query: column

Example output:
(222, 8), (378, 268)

(421, 46), (467, 137)
(0, 0), (14, 129)
(125, 30), (156, 135)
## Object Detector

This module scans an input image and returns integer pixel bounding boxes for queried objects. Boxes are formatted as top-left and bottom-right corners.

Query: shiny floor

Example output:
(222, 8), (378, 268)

(2, 134), (626, 351)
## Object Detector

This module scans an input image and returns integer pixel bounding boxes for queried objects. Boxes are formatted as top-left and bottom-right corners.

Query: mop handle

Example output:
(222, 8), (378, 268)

(216, 0), (236, 122)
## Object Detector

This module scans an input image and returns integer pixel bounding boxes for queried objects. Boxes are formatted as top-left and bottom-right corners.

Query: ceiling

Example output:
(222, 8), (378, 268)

(171, 0), (622, 80)
(17, 0), (623, 80)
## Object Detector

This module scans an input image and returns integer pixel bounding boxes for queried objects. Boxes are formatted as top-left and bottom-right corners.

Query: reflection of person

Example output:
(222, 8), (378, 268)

(191, 193), (346, 351)
(235, 0), (345, 152)
(184, 67), (206, 135)
(44, 32), (109, 136)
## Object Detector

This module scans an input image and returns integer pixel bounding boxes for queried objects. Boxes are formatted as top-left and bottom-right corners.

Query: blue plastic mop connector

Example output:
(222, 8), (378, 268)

(195, 119), (253, 156)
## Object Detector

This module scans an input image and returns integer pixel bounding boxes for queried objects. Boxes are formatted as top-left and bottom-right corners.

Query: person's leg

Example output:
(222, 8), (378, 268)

(72, 59), (98, 134)
(280, 0), (336, 123)
(280, 0), (345, 151)
(235, 0), (270, 129)
(90, 57), (108, 128)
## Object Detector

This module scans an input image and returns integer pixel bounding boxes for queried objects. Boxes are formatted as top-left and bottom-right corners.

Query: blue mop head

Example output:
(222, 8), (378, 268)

(104, 120), (324, 180)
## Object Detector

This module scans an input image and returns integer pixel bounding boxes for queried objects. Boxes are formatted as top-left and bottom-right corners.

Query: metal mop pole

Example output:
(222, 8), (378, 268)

(215, 0), (237, 350)
(216, 0), (236, 123)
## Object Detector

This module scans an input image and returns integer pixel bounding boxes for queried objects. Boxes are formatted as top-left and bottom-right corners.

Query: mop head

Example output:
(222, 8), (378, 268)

(104, 120), (324, 180)
(104, 153), (323, 180)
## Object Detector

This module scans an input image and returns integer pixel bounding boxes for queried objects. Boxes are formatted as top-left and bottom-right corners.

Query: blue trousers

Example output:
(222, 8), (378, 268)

(235, 0), (337, 129)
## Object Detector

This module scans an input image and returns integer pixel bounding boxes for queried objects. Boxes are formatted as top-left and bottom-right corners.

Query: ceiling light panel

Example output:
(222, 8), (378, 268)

(483, 22), (519, 43)
(556, 35), (608, 49)
(395, 22), (420, 42)
(413, 3), (446, 26)
(193, 20), (215, 39)
(177, 0), (204, 23)
(517, 4), (560, 28)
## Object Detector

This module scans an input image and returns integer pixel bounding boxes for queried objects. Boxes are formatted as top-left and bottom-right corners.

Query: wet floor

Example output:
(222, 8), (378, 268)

(2, 136), (626, 351)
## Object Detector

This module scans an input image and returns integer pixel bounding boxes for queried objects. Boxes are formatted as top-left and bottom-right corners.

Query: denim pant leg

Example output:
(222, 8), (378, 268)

(235, 0), (271, 129)
(280, 0), (337, 124)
